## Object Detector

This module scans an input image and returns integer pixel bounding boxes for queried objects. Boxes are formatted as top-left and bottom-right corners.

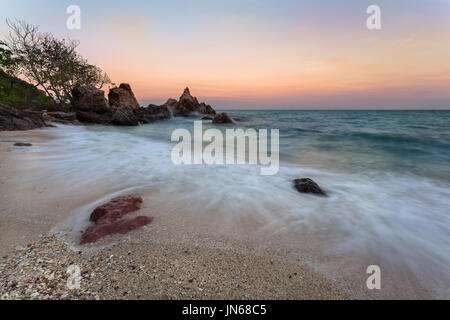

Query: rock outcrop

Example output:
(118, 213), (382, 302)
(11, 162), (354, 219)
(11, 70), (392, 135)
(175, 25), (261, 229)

(112, 105), (139, 126)
(71, 84), (218, 126)
(72, 85), (109, 114)
(135, 104), (171, 123)
(0, 103), (49, 131)
(108, 83), (140, 110)
(81, 195), (152, 245)
(213, 113), (234, 124)
(171, 88), (216, 117)
(293, 178), (327, 196)
(75, 111), (113, 125)
(43, 112), (79, 125)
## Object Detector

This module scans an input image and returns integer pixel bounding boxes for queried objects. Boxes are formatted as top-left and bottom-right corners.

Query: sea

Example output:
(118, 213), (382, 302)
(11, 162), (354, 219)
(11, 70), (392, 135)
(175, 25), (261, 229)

(10, 110), (450, 297)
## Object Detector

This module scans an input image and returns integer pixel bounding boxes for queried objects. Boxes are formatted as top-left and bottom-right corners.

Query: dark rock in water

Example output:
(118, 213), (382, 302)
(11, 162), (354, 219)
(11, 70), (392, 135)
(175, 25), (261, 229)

(72, 85), (109, 114)
(135, 104), (171, 123)
(108, 83), (140, 110)
(213, 113), (234, 124)
(112, 105), (139, 126)
(201, 116), (213, 120)
(75, 111), (113, 125)
(171, 87), (216, 117)
(0, 103), (48, 131)
(293, 178), (327, 196)
(14, 142), (32, 147)
(81, 195), (152, 245)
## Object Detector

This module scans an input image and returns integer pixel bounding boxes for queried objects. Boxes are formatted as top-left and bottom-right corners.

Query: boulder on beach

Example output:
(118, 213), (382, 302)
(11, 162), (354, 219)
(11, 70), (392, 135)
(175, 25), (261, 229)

(108, 83), (140, 110)
(293, 178), (327, 196)
(75, 110), (113, 125)
(112, 105), (139, 126)
(213, 112), (234, 124)
(81, 195), (152, 245)
(0, 103), (49, 131)
(71, 85), (109, 114)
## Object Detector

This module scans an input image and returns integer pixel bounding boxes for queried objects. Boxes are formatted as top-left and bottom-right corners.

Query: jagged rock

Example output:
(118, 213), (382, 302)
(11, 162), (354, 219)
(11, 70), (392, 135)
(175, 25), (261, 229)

(112, 105), (139, 126)
(81, 195), (152, 245)
(172, 88), (216, 117)
(75, 111), (113, 125)
(213, 113), (234, 124)
(108, 83), (140, 109)
(293, 178), (327, 196)
(201, 116), (213, 120)
(165, 98), (178, 108)
(72, 85), (109, 114)
(135, 104), (171, 123)
(0, 103), (48, 131)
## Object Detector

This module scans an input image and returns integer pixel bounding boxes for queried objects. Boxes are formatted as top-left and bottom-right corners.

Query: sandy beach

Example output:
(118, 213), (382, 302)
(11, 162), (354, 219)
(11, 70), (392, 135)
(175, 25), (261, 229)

(0, 127), (439, 300)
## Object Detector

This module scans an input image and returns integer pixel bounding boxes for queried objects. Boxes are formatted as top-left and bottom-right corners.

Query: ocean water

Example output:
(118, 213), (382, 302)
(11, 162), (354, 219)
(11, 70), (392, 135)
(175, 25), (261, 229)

(9, 110), (450, 296)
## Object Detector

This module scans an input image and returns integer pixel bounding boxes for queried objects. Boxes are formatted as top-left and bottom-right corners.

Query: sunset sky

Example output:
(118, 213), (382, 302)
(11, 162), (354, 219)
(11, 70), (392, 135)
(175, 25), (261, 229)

(1, 0), (450, 109)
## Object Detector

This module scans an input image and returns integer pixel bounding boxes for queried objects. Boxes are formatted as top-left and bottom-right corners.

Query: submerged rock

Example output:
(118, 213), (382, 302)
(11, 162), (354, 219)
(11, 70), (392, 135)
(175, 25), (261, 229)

(293, 178), (327, 196)
(212, 113), (234, 124)
(108, 83), (140, 110)
(0, 103), (48, 131)
(81, 195), (152, 245)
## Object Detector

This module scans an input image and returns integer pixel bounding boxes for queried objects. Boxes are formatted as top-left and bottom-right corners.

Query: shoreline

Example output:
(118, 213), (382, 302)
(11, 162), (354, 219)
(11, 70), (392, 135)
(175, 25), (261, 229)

(0, 126), (439, 299)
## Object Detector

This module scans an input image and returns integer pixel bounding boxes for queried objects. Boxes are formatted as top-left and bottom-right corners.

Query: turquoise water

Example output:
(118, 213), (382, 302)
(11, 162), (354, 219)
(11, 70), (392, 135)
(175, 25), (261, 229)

(225, 110), (450, 180)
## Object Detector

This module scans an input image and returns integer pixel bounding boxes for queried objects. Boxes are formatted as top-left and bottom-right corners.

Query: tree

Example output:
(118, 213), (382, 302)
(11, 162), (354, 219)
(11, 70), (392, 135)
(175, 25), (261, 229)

(0, 40), (21, 90)
(4, 19), (111, 109)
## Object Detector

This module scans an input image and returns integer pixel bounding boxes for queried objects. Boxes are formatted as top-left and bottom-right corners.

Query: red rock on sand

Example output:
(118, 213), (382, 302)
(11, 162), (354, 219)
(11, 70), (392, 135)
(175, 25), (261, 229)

(90, 195), (143, 222)
(80, 196), (152, 245)
(81, 216), (153, 245)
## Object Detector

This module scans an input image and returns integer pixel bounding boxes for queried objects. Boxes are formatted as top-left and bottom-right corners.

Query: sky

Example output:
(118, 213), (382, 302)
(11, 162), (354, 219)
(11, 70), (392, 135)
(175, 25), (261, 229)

(1, 0), (450, 109)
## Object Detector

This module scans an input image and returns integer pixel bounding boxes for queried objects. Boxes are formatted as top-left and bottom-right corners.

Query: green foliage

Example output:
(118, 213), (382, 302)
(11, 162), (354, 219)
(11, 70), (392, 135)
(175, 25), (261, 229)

(1, 19), (111, 111)
(0, 69), (56, 110)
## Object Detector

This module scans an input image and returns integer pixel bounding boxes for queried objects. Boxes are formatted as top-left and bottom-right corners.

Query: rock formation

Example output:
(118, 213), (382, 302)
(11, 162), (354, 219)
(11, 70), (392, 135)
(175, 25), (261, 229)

(71, 84), (218, 126)
(0, 103), (49, 131)
(112, 105), (139, 126)
(135, 104), (171, 123)
(80, 195), (152, 245)
(75, 110), (113, 125)
(108, 83), (140, 109)
(293, 178), (327, 196)
(72, 85), (109, 114)
(213, 113), (234, 124)
(171, 88), (216, 117)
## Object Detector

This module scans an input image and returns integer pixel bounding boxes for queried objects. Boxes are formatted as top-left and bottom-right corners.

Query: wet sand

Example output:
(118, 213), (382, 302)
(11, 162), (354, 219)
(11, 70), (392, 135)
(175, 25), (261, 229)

(0, 128), (434, 299)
